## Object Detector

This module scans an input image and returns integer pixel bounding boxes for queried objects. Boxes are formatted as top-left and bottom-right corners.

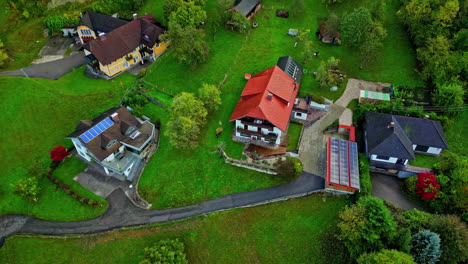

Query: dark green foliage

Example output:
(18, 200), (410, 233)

(276, 158), (296, 179)
(161, 23), (209, 65)
(428, 215), (468, 264)
(123, 89), (148, 117)
(44, 16), (78, 32)
(337, 197), (397, 258)
(139, 239), (188, 264)
(434, 82), (465, 116)
(0, 40), (8, 68)
(5, 0), (48, 18)
(393, 228), (412, 253)
(225, 11), (249, 33)
(315, 57), (342, 87)
(410, 230), (441, 264)
(357, 154), (371, 197)
(163, 0), (183, 21)
(401, 209), (433, 233)
(92, 0), (144, 18)
(340, 7), (374, 48)
(357, 249), (416, 264)
(15, 177), (41, 202)
(322, 0), (342, 7)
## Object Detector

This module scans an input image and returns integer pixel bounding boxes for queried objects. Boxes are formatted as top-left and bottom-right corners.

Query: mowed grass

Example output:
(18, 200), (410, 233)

(0, 194), (350, 264)
(409, 154), (438, 169)
(287, 123), (303, 151)
(0, 69), (135, 220)
(137, 0), (421, 208)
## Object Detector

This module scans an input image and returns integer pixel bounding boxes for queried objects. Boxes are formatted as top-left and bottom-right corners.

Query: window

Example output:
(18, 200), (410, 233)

(254, 120), (262, 124)
(376, 155), (390, 160)
(415, 145), (429, 152)
(80, 29), (91, 35)
(297, 112), (302, 117)
(106, 139), (117, 149)
(156, 43), (160, 48)
(116, 66), (120, 70)
(123, 61), (129, 68)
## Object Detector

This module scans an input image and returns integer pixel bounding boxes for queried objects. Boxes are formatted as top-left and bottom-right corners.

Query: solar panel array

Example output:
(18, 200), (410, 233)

(349, 142), (360, 189)
(328, 137), (360, 189)
(79, 117), (114, 143)
(285, 60), (298, 78)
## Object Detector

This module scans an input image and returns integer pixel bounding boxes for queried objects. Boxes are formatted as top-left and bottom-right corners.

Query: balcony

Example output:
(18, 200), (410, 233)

(236, 128), (278, 140)
(101, 151), (139, 174)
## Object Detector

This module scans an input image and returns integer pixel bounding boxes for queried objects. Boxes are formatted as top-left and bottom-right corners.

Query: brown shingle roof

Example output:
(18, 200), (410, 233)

(84, 14), (164, 65)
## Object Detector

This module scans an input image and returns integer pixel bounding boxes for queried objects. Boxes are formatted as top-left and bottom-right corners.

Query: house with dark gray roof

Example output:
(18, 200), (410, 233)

(67, 106), (158, 179)
(232, 0), (261, 19)
(364, 112), (448, 170)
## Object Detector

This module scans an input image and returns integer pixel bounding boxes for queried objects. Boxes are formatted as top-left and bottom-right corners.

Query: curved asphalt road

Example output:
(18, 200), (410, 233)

(0, 172), (324, 240)
(0, 51), (86, 80)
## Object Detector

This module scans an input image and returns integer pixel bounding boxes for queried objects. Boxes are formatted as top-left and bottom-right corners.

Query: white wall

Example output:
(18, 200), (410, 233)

(371, 154), (398, 163)
(293, 111), (307, 120)
(124, 162), (135, 176)
(427, 147), (442, 155)
(234, 119), (282, 145)
(71, 138), (91, 162)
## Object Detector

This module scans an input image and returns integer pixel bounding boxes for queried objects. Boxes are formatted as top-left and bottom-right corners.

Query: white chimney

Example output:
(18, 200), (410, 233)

(99, 32), (106, 40)
(111, 112), (119, 121)
(423, 115), (429, 119)
(267, 93), (273, 100)
(133, 13), (138, 20)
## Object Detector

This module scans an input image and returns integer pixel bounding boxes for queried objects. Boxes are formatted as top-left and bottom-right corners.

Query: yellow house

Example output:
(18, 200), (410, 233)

(78, 12), (168, 79)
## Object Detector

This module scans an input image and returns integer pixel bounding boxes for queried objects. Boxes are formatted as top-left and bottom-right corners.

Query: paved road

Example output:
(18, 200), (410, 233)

(299, 79), (360, 175)
(0, 172), (324, 239)
(0, 51), (86, 80)
(371, 173), (425, 211)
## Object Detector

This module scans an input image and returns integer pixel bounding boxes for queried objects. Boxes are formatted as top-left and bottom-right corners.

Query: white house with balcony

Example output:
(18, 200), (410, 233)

(67, 106), (158, 179)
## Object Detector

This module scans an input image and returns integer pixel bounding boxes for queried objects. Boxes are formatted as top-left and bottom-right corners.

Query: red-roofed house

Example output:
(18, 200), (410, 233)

(78, 12), (168, 79)
(230, 57), (303, 148)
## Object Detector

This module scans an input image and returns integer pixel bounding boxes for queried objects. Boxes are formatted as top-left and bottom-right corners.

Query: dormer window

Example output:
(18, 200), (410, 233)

(130, 131), (142, 139)
(144, 35), (149, 40)
(254, 120), (262, 124)
(106, 139), (117, 149)
(126, 125), (137, 136)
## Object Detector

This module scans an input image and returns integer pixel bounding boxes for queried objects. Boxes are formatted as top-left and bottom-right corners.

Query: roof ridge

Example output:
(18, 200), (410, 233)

(430, 120), (448, 148)
(392, 120), (415, 159)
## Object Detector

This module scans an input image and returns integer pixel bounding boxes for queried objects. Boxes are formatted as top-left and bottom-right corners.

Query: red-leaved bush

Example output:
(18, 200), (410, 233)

(415, 172), (440, 200)
(50, 146), (69, 162)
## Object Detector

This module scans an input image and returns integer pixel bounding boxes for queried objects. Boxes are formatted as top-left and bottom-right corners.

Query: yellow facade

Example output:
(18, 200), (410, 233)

(97, 41), (169, 77)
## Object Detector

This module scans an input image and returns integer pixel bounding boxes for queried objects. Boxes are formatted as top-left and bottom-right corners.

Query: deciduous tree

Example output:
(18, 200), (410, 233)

(50, 146), (69, 162)
(435, 82), (464, 115)
(340, 7), (374, 48)
(337, 197), (397, 258)
(197, 83), (221, 114)
(169, 1), (206, 29)
(15, 177), (41, 202)
(415, 172), (440, 200)
(161, 23), (209, 65)
(428, 215), (468, 264)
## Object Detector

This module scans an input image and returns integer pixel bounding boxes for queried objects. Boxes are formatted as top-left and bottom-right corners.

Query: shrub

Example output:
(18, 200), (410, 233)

(428, 215), (468, 264)
(410, 230), (441, 264)
(139, 239), (188, 264)
(404, 176), (417, 193)
(357, 249), (416, 264)
(357, 154), (371, 197)
(402, 209), (433, 233)
(50, 146), (69, 162)
(44, 16), (78, 32)
(415, 172), (440, 200)
(15, 177), (41, 202)
(276, 158), (296, 179)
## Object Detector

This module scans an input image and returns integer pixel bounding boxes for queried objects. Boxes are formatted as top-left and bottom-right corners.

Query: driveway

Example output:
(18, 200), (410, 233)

(0, 51), (86, 80)
(0, 172), (324, 238)
(371, 173), (425, 211)
(298, 79), (360, 176)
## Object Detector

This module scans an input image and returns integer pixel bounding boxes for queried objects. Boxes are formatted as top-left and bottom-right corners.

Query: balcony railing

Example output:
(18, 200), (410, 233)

(237, 128), (277, 140)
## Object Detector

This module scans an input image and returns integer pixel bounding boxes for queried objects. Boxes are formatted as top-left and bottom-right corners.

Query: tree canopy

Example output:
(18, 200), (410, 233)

(357, 249), (416, 264)
(165, 92), (207, 149)
(139, 239), (188, 264)
(169, 0), (206, 29)
(337, 196), (397, 258)
(198, 83), (221, 114)
(410, 230), (442, 264)
(161, 23), (209, 65)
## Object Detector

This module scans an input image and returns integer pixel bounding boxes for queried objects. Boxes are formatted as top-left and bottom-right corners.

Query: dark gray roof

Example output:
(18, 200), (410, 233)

(79, 11), (128, 33)
(276, 56), (303, 84)
(234, 0), (260, 16)
(365, 112), (448, 159)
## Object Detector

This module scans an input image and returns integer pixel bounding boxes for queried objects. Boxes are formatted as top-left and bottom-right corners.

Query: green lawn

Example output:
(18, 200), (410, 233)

(0, 194), (350, 264)
(287, 123), (302, 151)
(409, 154), (438, 169)
(0, 69), (135, 220)
(137, 0), (421, 208)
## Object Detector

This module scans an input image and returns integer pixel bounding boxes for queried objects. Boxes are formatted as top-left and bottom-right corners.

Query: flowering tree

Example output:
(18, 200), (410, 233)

(415, 172), (440, 200)
(50, 146), (69, 162)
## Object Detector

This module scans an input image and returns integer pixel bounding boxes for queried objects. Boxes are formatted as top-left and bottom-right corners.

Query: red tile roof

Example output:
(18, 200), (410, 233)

(230, 65), (299, 131)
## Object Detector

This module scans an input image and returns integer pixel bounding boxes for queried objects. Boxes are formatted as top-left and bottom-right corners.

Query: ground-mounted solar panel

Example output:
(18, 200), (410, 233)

(339, 139), (349, 186)
(79, 117), (114, 143)
(329, 138), (340, 185)
(349, 142), (360, 189)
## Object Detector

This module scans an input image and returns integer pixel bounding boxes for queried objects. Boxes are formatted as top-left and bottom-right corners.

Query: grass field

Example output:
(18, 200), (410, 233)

(0, 194), (351, 264)
(287, 123), (303, 151)
(137, 0), (422, 208)
(0, 69), (134, 220)
(409, 154), (438, 169)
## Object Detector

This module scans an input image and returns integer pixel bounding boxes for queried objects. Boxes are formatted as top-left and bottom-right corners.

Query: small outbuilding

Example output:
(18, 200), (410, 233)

(326, 137), (360, 194)
(232, 0), (261, 19)
(317, 22), (340, 44)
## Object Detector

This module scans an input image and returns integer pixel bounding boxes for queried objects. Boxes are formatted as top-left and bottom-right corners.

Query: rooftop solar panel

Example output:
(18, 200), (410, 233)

(339, 139), (349, 186)
(329, 138), (340, 185)
(349, 142), (360, 189)
(79, 117), (114, 143)
(328, 137), (360, 190)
